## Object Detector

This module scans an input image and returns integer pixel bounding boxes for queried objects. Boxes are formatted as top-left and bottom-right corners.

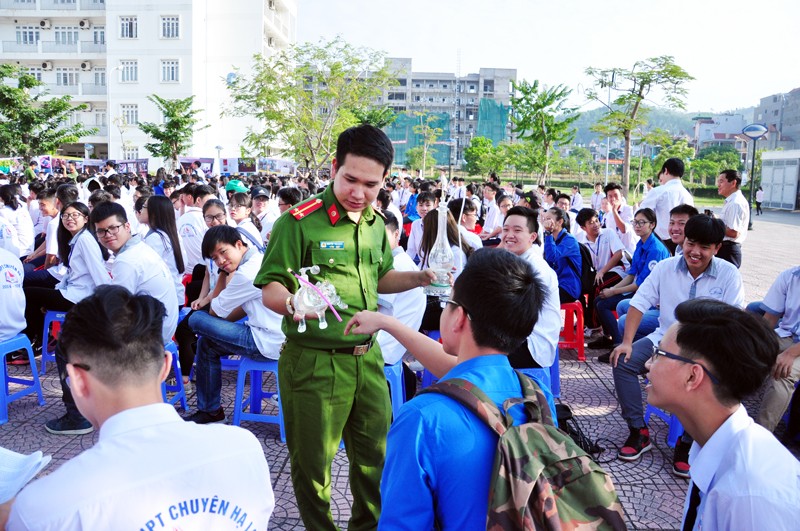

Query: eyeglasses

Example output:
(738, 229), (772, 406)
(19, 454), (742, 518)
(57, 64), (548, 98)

(204, 214), (227, 223)
(61, 212), (85, 220)
(632, 220), (652, 227)
(439, 296), (472, 321)
(95, 224), (124, 237)
(229, 204), (247, 210)
(650, 346), (720, 385)
(277, 202), (290, 208)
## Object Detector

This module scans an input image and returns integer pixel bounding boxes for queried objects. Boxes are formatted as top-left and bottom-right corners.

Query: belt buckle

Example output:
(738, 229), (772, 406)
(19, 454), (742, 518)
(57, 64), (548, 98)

(353, 343), (370, 356)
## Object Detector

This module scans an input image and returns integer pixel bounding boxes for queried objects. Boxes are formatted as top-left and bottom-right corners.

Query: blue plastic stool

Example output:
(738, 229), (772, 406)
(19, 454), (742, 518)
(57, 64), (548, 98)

(161, 341), (187, 410)
(549, 347), (561, 398)
(383, 361), (406, 420)
(232, 357), (285, 442)
(644, 404), (684, 447)
(40, 310), (67, 375)
(1, 334), (45, 425)
(177, 306), (191, 324)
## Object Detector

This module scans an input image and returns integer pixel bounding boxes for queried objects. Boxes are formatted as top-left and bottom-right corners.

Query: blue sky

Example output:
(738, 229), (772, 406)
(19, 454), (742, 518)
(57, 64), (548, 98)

(297, 0), (798, 114)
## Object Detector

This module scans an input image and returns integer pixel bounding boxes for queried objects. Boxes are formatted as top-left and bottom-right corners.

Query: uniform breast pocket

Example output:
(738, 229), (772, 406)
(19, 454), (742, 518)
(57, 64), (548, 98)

(311, 248), (345, 273)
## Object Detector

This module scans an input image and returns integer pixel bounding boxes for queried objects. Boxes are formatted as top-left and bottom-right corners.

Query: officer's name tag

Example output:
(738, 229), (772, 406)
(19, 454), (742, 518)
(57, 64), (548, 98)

(320, 241), (345, 250)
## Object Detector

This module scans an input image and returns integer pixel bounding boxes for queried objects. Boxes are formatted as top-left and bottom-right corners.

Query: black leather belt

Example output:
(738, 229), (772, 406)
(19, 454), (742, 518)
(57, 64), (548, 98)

(331, 340), (373, 356)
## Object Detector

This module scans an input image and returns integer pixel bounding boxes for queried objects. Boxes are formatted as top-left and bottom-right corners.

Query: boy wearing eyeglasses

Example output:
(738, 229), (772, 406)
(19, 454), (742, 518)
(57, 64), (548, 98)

(609, 215), (743, 476)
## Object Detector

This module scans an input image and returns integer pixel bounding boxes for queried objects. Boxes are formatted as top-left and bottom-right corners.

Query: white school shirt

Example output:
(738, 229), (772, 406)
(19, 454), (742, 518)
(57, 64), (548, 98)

(761, 266), (800, 342)
(577, 228), (626, 277)
(682, 405), (800, 531)
(143, 229), (187, 306)
(482, 200), (502, 234)
(458, 224), (483, 251)
(0, 215), (20, 256)
(8, 403), (274, 531)
(630, 256), (744, 345)
(210, 248), (284, 359)
(55, 228), (111, 304)
(0, 248), (25, 342)
(177, 207), (207, 271)
(43, 217), (68, 281)
(377, 248), (426, 365)
(639, 178), (694, 240)
(111, 236), (179, 343)
(519, 245), (561, 367)
(30, 201), (49, 236)
(0, 204), (34, 256)
(590, 191), (605, 211)
(570, 192), (583, 210)
(385, 202), (403, 227)
(406, 218), (424, 261)
(755, 189), (764, 202)
(602, 204), (638, 255)
(720, 189), (749, 244)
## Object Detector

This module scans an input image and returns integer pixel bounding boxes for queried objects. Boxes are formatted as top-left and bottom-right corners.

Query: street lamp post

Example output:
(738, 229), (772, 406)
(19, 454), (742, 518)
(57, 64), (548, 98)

(215, 145), (223, 176)
(742, 123), (768, 231)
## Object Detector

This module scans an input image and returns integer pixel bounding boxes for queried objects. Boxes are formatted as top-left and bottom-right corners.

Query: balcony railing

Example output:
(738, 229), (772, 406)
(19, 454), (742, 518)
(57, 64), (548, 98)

(0, 0), (104, 9)
(41, 40), (78, 53)
(40, 0), (78, 9)
(81, 82), (105, 95)
(81, 42), (105, 53)
(2, 40), (106, 53)
(1, 41), (37, 53)
(0, 0), (37, 9)
(48, 84), (79, 95)
(81, 0), (105, 9)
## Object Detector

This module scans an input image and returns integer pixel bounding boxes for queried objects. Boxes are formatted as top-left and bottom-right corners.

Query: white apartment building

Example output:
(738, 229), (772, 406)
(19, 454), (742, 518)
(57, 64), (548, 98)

(0, 0), (296, 167)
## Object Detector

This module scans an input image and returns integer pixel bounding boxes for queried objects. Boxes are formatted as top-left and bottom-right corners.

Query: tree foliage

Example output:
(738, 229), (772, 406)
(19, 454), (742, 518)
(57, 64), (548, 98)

(226, 37), (395, 175)
(0, 64), (97, 159)
(352, 106), (397, 129)
(411, 111), (443, 178)
(405, 146), (436, 173)
(139, 95), (208, 171)
(511, 80), (579, 185)
(463, 136), (499, 176)
(692, 145), (743, 185)
(585, 56), (694, 196)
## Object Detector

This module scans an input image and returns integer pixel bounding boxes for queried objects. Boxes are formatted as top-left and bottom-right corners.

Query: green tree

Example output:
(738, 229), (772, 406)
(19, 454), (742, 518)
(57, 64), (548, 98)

(411, 111), (443, 178)
(463, 136), (498, 176)
(226, 37), (395, 176)
(652, 138), (694, 181)
(502, 140), (544, 181)
(405, 146), (436, 173)
(692, 145), (743, 185)
(138, 95), (208, 171)
(585, 56), (694, 196)
(0, 64), (97, 159)
(352, 106), (397, 128)
(511, 80), (579, 185)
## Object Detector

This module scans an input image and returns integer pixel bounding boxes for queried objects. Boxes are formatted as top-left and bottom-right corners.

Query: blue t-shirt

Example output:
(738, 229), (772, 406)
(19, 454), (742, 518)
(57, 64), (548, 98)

(544, 229), (582, 299)
(405, 193), (420, 222)
(379, 355), (556, 530)
(627, 233), (670, 286)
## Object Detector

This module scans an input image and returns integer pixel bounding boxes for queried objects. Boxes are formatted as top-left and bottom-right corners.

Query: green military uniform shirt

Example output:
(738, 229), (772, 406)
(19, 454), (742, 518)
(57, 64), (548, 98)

(254, 184), (394, 350)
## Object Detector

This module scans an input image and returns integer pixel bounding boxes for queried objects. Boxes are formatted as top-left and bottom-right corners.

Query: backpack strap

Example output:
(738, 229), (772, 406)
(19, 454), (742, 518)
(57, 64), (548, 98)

(419, 378), (509, 436)
(236, 227), (265, 253)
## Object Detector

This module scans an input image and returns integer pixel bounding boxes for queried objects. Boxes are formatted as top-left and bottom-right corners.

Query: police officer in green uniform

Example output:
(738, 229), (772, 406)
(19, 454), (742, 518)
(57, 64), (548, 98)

(255, 124), (433, 531)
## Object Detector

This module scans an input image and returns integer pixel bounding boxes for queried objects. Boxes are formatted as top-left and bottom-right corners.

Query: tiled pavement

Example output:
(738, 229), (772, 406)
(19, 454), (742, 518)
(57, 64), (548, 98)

(2, 209), (799, 530)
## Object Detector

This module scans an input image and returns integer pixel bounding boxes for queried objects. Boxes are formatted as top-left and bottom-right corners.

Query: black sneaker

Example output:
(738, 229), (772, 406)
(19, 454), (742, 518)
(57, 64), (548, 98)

(597, 350), (612, 364)
(45, 414), (94, 435)
(184, 408), (225, 424)
(588, 336), (614, 349)
(618, 426), (652, 461)
(672, 439), (692, 478)
(6, 350), (29, 365)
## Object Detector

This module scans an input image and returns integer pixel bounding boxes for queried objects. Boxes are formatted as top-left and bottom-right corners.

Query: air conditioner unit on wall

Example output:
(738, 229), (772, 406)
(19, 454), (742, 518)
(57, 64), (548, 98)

(83, 103), (93, 112)
(268, 37), (275, 47)
(268, 0), (276, 10)
(79, 19), (91, 30)
(40, 19), (51, 29)
(42, 61), (53, 70)
(80, 61), (92, 71)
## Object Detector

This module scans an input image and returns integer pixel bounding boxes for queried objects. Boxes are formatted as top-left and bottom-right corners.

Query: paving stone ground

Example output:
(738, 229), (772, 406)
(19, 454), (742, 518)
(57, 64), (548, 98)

(2, 208), (799, 530)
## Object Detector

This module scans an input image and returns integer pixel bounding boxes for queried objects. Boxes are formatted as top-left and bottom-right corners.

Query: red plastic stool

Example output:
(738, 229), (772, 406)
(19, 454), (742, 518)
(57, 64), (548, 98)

(558, 301), (585, 361)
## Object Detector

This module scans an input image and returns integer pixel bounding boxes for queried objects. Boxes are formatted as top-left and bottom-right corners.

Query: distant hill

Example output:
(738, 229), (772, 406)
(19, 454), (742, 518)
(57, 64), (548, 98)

(570, 106), (696, 146)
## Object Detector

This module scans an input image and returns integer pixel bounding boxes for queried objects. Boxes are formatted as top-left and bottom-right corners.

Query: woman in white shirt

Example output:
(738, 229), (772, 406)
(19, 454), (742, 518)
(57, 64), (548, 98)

(142, 195), (186, 307)
(0, 184), (35, 257)
(227, 192), (264, 252)
(23, 201), (109, 345)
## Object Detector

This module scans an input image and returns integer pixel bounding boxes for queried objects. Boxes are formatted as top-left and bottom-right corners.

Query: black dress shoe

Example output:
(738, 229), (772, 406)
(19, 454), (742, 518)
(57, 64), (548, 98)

(597, 351), (612, 364)
(588, 336), (614, 349)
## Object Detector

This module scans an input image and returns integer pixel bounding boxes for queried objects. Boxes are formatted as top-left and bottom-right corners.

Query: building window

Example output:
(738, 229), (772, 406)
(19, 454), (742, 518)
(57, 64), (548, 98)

(94, 67), (106, 86)
(414, 83), (421, 88)
(122, 146), (139, 159)
(120, 60), (137, 83)
(396, 78), (407, 87)
(95, 109), (107, 126)
(54, 26), (79, 45)
(93, 26), (105, 45)
(27, 67), (43, 82)
(55, 68), (79, 86)
(120, 16), (138, 39)
(414, 96), (421, 102)
(161, 16), (179, 38)
(442, 84), (448, 89)
(121, 104), (138, 125)
(15, 26), (39, 45)
(428, 83), (434, 88)
(160, 60), (180, 82)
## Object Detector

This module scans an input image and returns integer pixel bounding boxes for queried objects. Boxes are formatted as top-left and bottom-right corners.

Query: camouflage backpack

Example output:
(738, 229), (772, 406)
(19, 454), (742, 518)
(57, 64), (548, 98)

(420, 372), (626, 530)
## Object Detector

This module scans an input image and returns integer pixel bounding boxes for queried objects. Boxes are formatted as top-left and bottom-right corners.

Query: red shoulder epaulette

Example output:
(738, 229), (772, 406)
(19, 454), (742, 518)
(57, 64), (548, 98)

(290, 198), (323, 220)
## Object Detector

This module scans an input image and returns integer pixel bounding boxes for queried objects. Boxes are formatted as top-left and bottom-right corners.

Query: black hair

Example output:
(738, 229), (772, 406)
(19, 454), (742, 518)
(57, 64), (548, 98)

(555, 193), (571, 205)
(419, 209), (473, 268)
(90, 200), (127, 225)
(228, 192), (262, 232)
(575, 208), (599, 228)
(505, 206), (540, 244)
(452, 248), (546, 352)
(673, 299), (779, 405)
(418, 181), (434, 193)
(416, 191), (436, 205)
(146, 195), (185, 274)
(57, 202), (88, 267)
(545, 187), (557, 199)
(105, 160), (116, 169)
(383, 211), (400, 233)
(547, 206), (570, 233)
(277, 187), (302, 208)
(661, 157), (685, 178)
(0, 185), (20, 210)
(103, 184), (121, 200)
(604, 182), (623, 195)
(201, 224), (246, 259)
(88, 189), (113, 208)
(59, 285), (166, 386)
(134, 196), (148, 213)
(447, 198), (477, 220)
(335, 124), (394, 174)
(37, 187), (57, 204)
(202, 198), (226, 216)
(683, 214), (725, 245)
(180, 183), (196, 197)
(55, 183), (79, 207)
(670, 204), (700, 217)
(135, 184), (153, 198)
(29, 181), (46, 196)
(634, 207), (657, 227)
(376, 188), (392, 211)
(192, 184), (215, 202)
(484, 182), (501, 194)
(719, 169), (741, 187)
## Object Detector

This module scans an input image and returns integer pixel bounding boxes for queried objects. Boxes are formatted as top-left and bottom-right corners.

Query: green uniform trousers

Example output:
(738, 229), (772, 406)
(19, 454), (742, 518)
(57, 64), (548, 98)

(279, 341), (391, 531)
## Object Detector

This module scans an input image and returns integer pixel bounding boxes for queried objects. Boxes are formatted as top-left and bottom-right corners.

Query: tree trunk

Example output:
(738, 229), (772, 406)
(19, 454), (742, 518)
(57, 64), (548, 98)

(622, 131), (632, 197)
